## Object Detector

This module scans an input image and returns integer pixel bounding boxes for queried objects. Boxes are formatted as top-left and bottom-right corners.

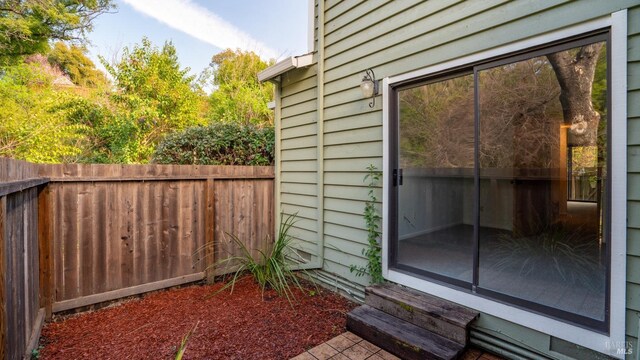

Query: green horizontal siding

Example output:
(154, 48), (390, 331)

(281, 136), (317, 150)
(324, 0), (459, 51)
(281, 123), (316, 138)
(280, 171), (317, 184)
(278, 65), (320, 264)
(630, 118), (640, 145)
(630, 62), (640, 90)
(282, 88), (317, 108)
(281, 113), (317, 129)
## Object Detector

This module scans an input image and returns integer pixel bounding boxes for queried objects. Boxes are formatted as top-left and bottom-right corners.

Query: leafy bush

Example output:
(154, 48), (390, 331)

(152, 122), (274, 165)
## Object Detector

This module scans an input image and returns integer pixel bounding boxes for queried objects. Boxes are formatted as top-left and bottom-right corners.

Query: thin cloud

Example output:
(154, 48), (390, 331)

(121, 0), (280, 60)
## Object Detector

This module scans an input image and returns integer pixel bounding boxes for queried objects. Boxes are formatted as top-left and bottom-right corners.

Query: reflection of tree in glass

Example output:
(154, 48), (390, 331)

(399, 74), (474, 168)
(398, 41), (606, 171)
(548, 43), (604, 147)
(479, 55), (562, 169)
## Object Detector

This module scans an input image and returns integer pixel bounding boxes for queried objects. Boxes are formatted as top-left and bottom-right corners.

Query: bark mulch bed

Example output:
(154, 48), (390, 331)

(39, 277), (357, 360)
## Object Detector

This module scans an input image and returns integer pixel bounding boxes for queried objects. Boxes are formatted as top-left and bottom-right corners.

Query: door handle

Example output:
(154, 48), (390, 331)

(393, 169), (403, 186)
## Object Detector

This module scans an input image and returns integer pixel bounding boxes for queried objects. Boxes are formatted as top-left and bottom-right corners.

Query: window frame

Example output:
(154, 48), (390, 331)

(390, 31), (610, 332)
(381, 11), (627, 358)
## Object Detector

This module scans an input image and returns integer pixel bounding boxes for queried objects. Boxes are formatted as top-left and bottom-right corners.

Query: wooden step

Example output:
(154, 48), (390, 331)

(347, 305), (465, 360)
(365, 282), (478, 344)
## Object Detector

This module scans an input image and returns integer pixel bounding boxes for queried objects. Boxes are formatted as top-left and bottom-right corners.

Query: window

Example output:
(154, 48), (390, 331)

(390, 32), (609, 331)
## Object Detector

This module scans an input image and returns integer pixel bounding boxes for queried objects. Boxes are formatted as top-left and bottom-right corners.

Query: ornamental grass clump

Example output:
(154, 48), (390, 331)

(212, 212), (310, 303)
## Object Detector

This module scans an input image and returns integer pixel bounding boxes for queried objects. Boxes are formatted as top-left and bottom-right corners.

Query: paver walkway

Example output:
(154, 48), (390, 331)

(291, 331), (504, 360)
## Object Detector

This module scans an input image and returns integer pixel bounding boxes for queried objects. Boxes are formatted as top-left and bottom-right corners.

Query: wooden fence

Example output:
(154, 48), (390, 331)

(0, 158), (48, 360)
(0, 160), (275, 359)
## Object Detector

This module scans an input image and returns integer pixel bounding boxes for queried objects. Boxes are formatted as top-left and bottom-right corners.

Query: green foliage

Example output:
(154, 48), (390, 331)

(0, 0), (114, 65)
(100, 38), (206, 163)
(47, 42), (107, 87)
(30, 345), (43, 359)
(152, 122), (274, 165)
(0, 61), (90, 162)
(211, 213), (311, 303)
(350, 165), (383, 284)
(174, 321), (199, 360)
(591, 46), (607, 115)
(207, 49), (274, 125)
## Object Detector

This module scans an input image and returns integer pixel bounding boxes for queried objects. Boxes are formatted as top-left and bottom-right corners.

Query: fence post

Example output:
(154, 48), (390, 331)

(0, 196), (7, 359)
(205, 179), (215, 283)
(38, 185), (53, 319)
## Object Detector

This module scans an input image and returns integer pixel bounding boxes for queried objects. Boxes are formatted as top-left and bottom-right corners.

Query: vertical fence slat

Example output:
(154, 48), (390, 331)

(38, 185), (53, 318)
(205, 179), (215, 282)
(0, 159), (46, 359)
(0, 196), (6, 360)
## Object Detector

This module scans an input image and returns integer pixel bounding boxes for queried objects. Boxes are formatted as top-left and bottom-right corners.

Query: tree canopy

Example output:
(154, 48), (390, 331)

(47, 41), (107, 87)
(207, 49), (274, 125)
(95, 38), (206, 163)
(0, 61), (89, 162)
(0, 0), (114, 64)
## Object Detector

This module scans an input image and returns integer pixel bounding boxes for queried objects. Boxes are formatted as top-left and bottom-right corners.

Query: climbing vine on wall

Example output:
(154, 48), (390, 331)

(350, 164), (383, 284)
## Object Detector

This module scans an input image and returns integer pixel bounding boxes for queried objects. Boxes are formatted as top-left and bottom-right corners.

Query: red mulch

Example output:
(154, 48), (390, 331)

(39, 277), (357, 360)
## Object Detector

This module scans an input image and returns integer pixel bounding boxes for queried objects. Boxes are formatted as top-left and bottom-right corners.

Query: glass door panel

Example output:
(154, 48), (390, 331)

(395, 74), (475, 283)
(477, 43), (607, 322)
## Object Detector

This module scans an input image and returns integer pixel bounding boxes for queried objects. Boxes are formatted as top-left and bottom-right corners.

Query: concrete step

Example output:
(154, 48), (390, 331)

(365, 282), (479, 345)
(347, 305), (466, 360)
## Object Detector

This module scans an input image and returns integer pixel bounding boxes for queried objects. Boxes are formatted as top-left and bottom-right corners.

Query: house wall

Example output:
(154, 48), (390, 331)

(276, 0), (640, 358)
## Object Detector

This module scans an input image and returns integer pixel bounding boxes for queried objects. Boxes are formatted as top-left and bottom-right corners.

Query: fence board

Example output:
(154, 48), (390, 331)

(0, 196), (6, 360)
(213, 179), (275, 271)
(38, 186), (53, 318)
(38, 164), (274, 309)
(1, 188), (41, 360)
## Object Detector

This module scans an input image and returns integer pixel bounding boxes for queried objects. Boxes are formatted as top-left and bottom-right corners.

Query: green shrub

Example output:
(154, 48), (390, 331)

(152, 122), (274, 165)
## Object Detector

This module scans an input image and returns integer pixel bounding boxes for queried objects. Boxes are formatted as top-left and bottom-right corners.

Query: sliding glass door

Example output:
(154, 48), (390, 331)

(390, 33), (609, 331)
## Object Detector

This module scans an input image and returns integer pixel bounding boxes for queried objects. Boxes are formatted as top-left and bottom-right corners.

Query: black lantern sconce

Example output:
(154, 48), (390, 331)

(360, 68), (378, 108)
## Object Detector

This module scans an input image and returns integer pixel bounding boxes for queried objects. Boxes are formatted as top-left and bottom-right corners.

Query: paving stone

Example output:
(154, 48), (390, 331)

(375, 349), (401, 360)
(329, 353), (351, 360)
(326, 334), (356, 352)
(358, 339), (380, 354)
(342, 331), (363, 343)
(291, 351), (318, 360)
(308, 343), (339, 360)
(365, 355), (385, 360)
(341, 343), (375, 360)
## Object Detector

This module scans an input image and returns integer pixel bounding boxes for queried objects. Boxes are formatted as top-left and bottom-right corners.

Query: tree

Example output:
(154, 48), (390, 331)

(0, 61), (89, 162)
(207, 49), (274, 125)
(47, 41), (107, 87)
(547, 43), (604, 146)
(99, 38), (206, 163)
(0, 0), (114, 64)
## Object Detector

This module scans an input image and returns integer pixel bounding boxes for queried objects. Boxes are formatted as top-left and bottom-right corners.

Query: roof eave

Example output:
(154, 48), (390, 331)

(258, 53), (314, 83)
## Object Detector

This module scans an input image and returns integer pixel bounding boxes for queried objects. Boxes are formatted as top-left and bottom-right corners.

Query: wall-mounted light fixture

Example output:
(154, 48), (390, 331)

(360, 69), (378, 108)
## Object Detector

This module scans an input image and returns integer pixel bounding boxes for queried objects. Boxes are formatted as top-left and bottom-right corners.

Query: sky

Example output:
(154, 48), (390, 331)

(87, 0), (310, 77)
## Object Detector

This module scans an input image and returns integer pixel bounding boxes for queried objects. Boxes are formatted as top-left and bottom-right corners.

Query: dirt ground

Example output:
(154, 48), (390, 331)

(39, 277), (357, 360)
